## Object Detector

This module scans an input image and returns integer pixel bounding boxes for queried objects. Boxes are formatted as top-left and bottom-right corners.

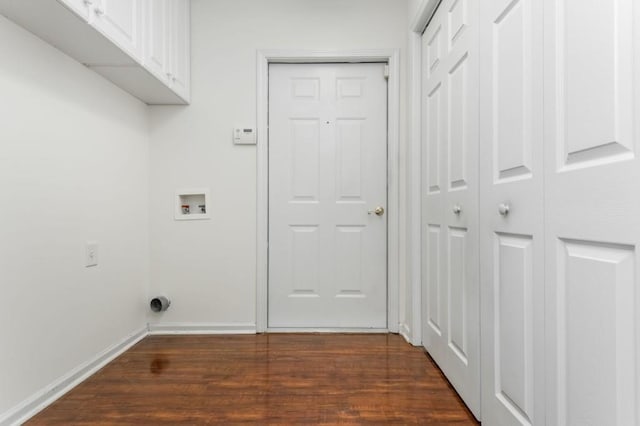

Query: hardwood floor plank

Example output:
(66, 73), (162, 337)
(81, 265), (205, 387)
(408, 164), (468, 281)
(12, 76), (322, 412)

(27, 334), (478, 425)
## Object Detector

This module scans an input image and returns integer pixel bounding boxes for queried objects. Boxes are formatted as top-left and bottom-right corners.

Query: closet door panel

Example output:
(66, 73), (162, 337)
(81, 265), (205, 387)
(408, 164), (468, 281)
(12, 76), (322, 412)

(448, 226), (468, 362)
(493, 0), (534, 182)
(495, 233), (535, 421)
(480, 0), (545, 424)
(425, 225), (443, 336)
(422, 0), (481, 418)
(544, 1), (640, 425)
(448, 52), (469, 190)
(560, 0), (633, 162)
(422, 4), (448, 366)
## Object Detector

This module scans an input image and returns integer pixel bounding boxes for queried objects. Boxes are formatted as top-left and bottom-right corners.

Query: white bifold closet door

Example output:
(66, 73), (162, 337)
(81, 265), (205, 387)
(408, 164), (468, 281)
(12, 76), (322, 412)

(479, 0), (640, 425)
(543, 0), (640, 424)
(479, 0), (545, 424)
(421, 0), (480, 418)
(268, 63), (388, 329)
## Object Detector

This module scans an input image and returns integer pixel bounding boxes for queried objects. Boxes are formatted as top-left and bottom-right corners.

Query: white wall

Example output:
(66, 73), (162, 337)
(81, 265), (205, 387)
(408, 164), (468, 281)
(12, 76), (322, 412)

(408, 0), (423, 21)
(149, 0), (410, 329)
(0, 16), (149, 416)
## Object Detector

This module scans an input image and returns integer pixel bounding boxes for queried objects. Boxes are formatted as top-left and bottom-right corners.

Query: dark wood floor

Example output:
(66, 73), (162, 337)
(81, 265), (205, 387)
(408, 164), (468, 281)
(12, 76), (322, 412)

(28, 334), (478, 425)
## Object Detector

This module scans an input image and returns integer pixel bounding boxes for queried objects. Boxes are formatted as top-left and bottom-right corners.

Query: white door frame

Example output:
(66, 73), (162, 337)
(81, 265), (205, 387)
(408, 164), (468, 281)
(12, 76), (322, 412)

(408, 1), (442, 346)
(256, 49), (400, 333)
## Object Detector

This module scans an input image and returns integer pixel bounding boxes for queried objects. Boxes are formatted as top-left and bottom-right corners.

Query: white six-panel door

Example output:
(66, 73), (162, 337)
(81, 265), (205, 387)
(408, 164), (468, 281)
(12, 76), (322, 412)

(479, 0), (545, 424)
(421, 0), (481, 418)
(268, 63), (388, 329)
(543, 0), (640, 424)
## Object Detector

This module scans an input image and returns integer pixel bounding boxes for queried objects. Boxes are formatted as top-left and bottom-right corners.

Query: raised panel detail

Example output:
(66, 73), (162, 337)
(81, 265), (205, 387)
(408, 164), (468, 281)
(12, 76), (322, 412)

(428, 25), (443, 74)
(493, 0), (533, 182)
(427, 225), (442, 335)
(449, 0), (467, 46)
(495, 233), (534, 425)
(146, 0), (167, 76)
(335, 226), (365, 298)
(337, 78), (364, 98)
(292, 78), (320, 99)
(557, 240), (636, 425)
(427, 83), (442, 193)
(336, 119), (364, 200)
(289, 226), (320, 297)
(448, 227), (467, 363)
(290, 119), (319, 201)
(558, 0), (634, 169)
(448, 53), (468, 190)
(101, 0), (137, 43)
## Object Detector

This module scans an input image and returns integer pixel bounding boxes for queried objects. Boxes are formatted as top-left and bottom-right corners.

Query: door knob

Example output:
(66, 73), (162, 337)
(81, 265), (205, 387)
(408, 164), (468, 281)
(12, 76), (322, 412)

(453, 204), (462, 215)
(368, 206), (385, 216)
(498, 203), (510, 216)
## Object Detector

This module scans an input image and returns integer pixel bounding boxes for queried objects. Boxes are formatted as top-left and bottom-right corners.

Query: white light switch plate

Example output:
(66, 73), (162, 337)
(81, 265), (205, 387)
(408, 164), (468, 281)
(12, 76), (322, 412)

(85, 242), (98, 267)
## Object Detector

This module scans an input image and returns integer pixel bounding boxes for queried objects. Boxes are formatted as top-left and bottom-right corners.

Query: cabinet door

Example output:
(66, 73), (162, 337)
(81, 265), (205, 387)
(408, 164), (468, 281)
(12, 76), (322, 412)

(58, 0), (90, 21)
(144, 0), (169, 82)
(91, 0), (143, 60)
(168, 0), (190, 101)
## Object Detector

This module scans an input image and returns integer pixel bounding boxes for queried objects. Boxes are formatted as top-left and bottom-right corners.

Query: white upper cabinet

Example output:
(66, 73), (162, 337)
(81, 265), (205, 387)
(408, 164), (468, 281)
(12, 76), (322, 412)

(142, 0), (190, 102)
(167, 0), (190, 101)
(0, 0), (190, 104)
(59, 0), (91, 21)
(144, 0), (170, 82)
(89, 0), (143, 60)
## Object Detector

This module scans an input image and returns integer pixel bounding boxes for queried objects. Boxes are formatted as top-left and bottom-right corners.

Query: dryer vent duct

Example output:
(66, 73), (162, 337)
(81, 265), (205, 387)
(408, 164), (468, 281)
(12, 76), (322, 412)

(150, 296), (171, 312)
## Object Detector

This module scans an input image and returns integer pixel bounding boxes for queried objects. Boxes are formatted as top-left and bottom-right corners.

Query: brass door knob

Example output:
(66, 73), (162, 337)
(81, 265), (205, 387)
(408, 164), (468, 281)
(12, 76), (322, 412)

(368, 206), (385, 216)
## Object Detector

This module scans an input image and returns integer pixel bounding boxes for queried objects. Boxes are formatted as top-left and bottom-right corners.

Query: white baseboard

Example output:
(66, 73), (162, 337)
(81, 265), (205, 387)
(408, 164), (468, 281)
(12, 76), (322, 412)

(0, 326), (148, 426)
(399, 322), (412, 344)
(147, 322), (257, 335)
(400, 322), (423, 347)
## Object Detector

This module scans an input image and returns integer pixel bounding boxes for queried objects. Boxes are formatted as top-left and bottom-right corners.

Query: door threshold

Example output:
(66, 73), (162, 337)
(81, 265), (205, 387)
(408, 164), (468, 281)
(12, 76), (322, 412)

(265, 328), (390, 333)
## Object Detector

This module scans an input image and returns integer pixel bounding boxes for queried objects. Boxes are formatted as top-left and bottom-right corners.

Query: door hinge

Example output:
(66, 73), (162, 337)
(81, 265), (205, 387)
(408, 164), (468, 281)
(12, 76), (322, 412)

(384, 65), (390, 80)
